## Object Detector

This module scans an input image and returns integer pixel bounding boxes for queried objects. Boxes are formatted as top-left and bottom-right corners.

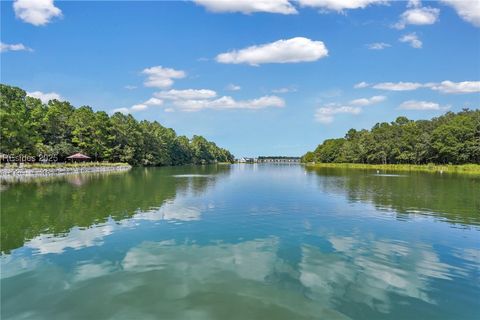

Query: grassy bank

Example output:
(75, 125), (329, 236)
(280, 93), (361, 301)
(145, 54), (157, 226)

(303, 162), (480, 175)
(1, 162), (131, 169)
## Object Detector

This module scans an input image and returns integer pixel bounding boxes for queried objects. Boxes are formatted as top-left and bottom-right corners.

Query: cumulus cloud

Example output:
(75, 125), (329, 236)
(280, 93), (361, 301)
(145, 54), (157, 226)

(0, 42), (33, 53)
(142, 66), (186, 88)
(27, 91), (62, 103)
(441, 0), (480, 27)
(111, 107), (130, 114)
(394, 1), (440, 29)
(297, 0), (388, 12)
(399, 32), (423, 48)
(427, 80), (480, 94)
(366, 42), (391, 50)
(362, 80), (480, 93)
(112, 97), (165, 114)
(226, 84), (241, 91)
(315, 95), (385, 123)
(170, 95), (285, 112)
(138, 88), (286, 112)
(354, 81), (370, 89)
(143, 97), (164, 106)
(373, 81), (424, 91)
(216, 37), (328, 66)
(130, 104), (148, 112)
(13, 0), (62, 26)
(194, 0), (297, 14)
(315, 105), (361, 124)
(399, 100), (449, 110)
(350, 95), (386, 106)
(155, 89), (217, 100)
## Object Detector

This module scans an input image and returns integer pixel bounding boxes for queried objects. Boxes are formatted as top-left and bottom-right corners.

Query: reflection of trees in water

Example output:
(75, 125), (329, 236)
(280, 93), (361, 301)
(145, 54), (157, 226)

(1, 165), (231, 253)
(305, 167), (480, 226)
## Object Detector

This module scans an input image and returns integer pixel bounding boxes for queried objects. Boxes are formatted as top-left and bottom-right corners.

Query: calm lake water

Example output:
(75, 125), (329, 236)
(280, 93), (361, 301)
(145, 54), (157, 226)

(1, 164), (479, 320)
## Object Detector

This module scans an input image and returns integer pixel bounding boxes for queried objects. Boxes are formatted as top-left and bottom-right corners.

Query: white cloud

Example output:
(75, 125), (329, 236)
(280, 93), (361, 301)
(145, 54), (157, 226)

(354, 81), (370, 89)
(0, 42), (33, 53)
(399, 32), (423, 48)
(124, 85), (137, 90)
(194, 0), (297, 14)
(27, 91), (62, 103)
(399, 100), (449, 110)
(442, 0), (480, 27)
(394, 3), (440, 29)
(427, 80), (480, 94)
(13, 0), (62, 26)
(373, 81), (424, 91)
(141, 66), (186, 88)
(172, 95), (285, 112)
(272, 86), (298, 93)
(216, 37), (328, 66)
(315, 105), (361, 124)
(297, 0), (388, 12)
(112, 107), (130, 114)
(226, 84), (241, 91)
(314, 95), (385, 123)
(112, 97), (164, 114)
(155, 89), (217, 100)
(130, 104), (148, 112)
(144, 97), (164, 106)
(350, 95), (386, 106)
(366, 80), (480, 93)
(142, 87), (285, 112)
(366, 42), (391, 50)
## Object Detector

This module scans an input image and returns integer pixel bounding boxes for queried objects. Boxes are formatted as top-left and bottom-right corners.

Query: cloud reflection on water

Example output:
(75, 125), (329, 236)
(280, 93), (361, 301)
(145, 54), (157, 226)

(299, 234), (466, 314)
(22, 199), (204, 255)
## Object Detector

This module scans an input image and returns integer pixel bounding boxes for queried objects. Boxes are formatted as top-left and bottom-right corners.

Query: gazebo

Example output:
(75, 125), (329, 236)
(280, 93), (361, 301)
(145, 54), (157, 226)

(66, 153), (91, 162)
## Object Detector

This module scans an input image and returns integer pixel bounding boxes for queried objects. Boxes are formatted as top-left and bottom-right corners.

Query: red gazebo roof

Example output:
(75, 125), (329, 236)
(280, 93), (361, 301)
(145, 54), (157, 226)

(66, 153), (91, 159)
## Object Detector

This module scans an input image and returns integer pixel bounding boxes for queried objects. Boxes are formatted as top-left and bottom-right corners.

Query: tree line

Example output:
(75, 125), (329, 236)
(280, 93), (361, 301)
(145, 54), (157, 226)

(0, 84), (234, 165)
(302, 110), (480, 165)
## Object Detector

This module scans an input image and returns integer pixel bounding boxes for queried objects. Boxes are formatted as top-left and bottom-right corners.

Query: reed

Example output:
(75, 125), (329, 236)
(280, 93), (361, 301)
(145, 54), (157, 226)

(303, 163), (480, 175)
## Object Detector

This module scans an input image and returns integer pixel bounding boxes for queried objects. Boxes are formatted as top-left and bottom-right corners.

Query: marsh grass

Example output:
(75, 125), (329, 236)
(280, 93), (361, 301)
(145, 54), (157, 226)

(304, 163), (480, 175)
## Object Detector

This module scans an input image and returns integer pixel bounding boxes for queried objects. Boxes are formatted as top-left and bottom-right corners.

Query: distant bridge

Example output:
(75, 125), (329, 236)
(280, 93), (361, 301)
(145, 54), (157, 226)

(257, 156), (301, 163)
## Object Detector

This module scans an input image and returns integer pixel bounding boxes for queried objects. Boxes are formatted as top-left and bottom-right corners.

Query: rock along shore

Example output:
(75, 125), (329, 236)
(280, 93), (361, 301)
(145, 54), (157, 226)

(0, 165), (132, 178)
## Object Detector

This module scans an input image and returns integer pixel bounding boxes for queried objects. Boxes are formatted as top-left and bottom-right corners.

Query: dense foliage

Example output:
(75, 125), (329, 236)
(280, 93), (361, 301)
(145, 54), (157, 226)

(302, 110), (480, 165)
(0, 84), (234, 165)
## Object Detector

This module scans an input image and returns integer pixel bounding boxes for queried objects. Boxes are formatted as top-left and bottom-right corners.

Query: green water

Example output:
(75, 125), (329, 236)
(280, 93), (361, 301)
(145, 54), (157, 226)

(1, 165), (479, 319)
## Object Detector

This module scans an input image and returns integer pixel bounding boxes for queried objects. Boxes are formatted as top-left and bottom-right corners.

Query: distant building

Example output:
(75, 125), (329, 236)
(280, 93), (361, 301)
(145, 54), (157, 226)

(237, 157), (256, 163)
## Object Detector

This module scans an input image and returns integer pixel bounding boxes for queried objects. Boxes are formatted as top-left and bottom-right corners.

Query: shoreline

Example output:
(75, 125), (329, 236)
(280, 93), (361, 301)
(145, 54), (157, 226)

(303, 163), (480, 175)
(0, 164), (132, 178)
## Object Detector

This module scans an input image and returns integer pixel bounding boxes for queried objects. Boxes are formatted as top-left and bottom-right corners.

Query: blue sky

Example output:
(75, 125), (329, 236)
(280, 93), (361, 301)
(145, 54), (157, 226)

(1, 0), (479, 157)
